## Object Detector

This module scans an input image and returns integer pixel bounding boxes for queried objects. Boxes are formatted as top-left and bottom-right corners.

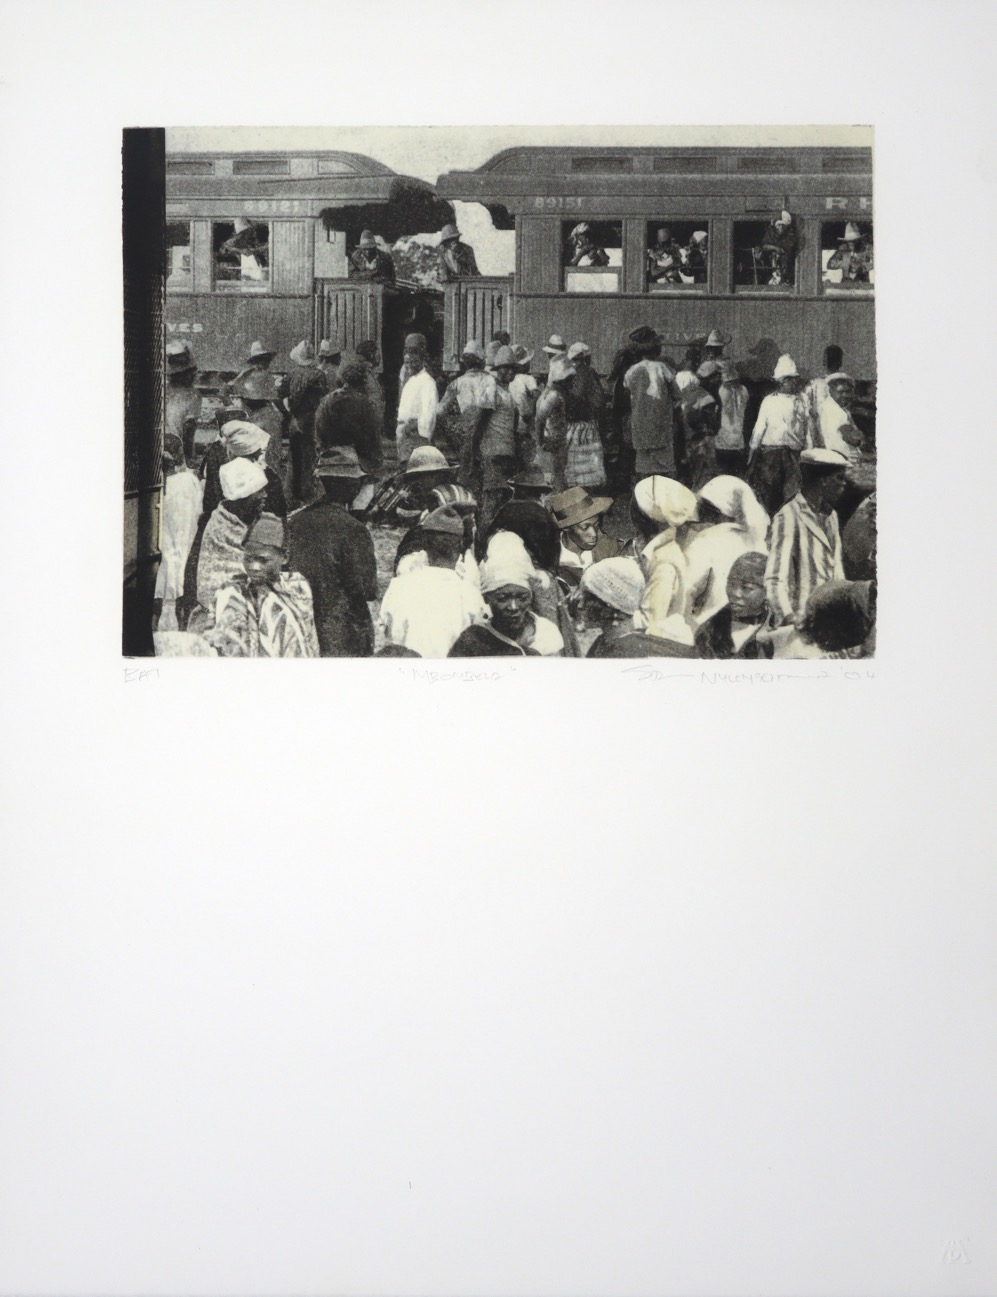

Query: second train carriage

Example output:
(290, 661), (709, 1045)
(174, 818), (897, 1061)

(436, 144), (875, 386)
(164, 150), (453, 418)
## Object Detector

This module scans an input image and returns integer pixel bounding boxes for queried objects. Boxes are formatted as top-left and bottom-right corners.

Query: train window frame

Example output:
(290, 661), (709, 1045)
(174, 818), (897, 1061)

(645, 219), (710, 295)
(561, 218), (623, 295)
(731, 218), (800, 295)
(821, 219), (875, 295)
(165, 220), (193, 292)
(211, 220), (272, 294)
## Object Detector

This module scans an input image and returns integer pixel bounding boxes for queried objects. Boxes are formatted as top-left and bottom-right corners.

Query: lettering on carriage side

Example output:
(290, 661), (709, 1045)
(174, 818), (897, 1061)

(826, 196), (873, 210)
(533, 197), (584, 210)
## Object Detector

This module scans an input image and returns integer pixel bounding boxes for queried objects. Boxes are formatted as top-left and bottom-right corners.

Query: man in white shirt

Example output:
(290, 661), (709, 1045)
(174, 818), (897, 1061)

(378, 509), (486, 658)
(395, 332), (439, 467)
(747, 353), (808, 515)
(817, 374), (863, 466)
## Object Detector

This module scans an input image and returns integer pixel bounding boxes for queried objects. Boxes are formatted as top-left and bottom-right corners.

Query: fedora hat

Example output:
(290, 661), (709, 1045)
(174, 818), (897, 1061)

(566, 341), (591, 360)
(773, 353), (798, 380)
(549, 486), (612, 530)
(246, 340), (275, 363)
(511, 464), (552, 491)
(843, 222), (862, 242)
(357, 229), (377, 250)
(627, 325), (660, 348)
(419, 506), (464, 537)
(492, 345), (518, 368)
(317, 445), (366, 479)
(166, 340), (196, 372)
(405, 445), (450, 475)
(439, 223), (460, 242)
(543, 334), (567, 355)
(462, 339), (486, 361)
(318, 338), (343, 358)
(704, 328), (731, 349)
(290, 339), (315, 366)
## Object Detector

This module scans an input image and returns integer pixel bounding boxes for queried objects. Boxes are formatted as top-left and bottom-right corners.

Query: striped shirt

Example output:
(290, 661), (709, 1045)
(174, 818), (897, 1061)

(765, 494), (845, 626)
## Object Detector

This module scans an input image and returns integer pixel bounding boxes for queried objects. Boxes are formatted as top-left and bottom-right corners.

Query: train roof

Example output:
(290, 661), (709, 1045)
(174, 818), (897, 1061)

(437, 145), (873, 217)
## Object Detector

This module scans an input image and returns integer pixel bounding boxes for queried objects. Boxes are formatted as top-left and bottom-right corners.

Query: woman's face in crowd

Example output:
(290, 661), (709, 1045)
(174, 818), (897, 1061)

(486, 584), (532, 637)
(568, 519), (599, 550)
(727, 567), (767, 621)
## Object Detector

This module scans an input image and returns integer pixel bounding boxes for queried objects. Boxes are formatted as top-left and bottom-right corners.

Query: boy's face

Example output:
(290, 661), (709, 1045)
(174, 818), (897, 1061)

(727, 565), (767, 621)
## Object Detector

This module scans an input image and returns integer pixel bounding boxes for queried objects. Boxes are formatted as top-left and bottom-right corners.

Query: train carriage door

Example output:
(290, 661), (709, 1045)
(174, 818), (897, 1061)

(380, 289), (444, 430)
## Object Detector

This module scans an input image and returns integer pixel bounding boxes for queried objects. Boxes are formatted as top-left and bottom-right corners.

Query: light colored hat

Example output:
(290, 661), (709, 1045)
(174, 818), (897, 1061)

(674, 371), (699, 392)
(485, 340), (501, 367)
(827, 371), (854, 386)
(439, 223), (460, 242)
(512, 344), (534, 367)
(696, 476), (769, 548)
(233, 216), (253, 234)
(246, 340), (275, 363)
(549, 486), (613, 529)
(219, 420), (270, 457)
(493, 345), (518, 368)
(691, 230), (708, 243)
(566, 341), (591, 360)
(245, 513), (284, 550)
(569, 222), (591, 239)
(547, 357), (576, 383)
(775, 209), (792, 226)
(290, 339), (315, 366)
(405, 445), (450, 475)
(543, 334), (567, 355)
(581, 558), (646, 616)
(704, 328), (731, 349)
(219, 457), (268, 501)
(479, 547), (535, 595)
(800, 448), (848, 468)
(843, 222), (862, 241)
(634, 477), (698, 528)
(773, 354), (798, 380)
(316, 446), (366, 478)
(696, 360), (723, 380)
(357, 229), (377, 249)
(404, 332), (428, 353)
(462, 339), (486, 360)
(166, 340), (195, 372)
(318, 338), (343, 358)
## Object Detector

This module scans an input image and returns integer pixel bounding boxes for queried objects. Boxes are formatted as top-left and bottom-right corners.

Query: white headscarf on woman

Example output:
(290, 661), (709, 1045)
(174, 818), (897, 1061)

(683, 476), (772, 627)
(633, 477), (699, 637)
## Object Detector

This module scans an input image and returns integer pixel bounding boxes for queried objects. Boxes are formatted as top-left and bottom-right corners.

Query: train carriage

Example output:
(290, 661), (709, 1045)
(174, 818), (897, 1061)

(164, 150), (453, 415)
(435, 145), (875, 385)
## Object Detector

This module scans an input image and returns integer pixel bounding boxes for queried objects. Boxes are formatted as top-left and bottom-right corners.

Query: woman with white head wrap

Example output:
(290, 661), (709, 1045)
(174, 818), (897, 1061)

(683, 476), (771, 627)
(448, 545), (564, 657)
(632, 476), (701, 640)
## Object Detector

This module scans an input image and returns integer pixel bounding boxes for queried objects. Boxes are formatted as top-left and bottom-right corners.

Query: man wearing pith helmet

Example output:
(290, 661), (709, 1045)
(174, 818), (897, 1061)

(437, 222), (480, 281)
(747, 353), (808, 516)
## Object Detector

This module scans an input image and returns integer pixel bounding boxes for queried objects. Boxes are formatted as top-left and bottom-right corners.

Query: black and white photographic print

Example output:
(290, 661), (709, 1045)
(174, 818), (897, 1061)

(125, 126), (876, 661)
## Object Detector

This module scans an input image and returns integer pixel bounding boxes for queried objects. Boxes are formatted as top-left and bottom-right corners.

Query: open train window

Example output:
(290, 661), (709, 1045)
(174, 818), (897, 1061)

(166, 221), (192, 291)
(211, 220), (270, 292)
(821, 220), (874, 291)
(646, 221), (709, 291)
(732, 219), (798, 291)
(562, 220), (621, 293)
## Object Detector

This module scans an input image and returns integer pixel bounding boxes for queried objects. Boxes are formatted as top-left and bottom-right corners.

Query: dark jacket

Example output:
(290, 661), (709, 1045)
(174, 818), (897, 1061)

(287, 501), (378, 656)
(314, 389), (383, 475)
(438, 241), (480, 281)
(448, 622), (542, 657)
(694, 606), (773, 659)
(288, 365), (329, 435)
(349, 248), (396, 283)
(588, 629), (698, 658)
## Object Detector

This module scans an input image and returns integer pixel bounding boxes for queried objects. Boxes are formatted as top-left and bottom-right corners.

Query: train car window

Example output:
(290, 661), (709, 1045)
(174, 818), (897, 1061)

(733, 219), (798, 290)
(646, 222), (709, 291)
(166, 222), (192, 291)
(821, 220), (874, 291)
(232, 158), (290, 176)
(562, 220), (621, 293)
(212, 221), (270, 292)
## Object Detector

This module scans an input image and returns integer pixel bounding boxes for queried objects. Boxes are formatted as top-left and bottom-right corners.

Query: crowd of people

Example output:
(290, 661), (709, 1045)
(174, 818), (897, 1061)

(155, 323), (876, 660)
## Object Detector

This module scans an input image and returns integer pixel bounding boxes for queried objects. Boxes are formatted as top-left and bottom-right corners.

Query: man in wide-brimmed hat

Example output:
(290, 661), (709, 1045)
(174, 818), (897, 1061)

(549, 486), (620, 586)
(317, 337), (344, 390)
(827, 221), (873, 283)
(165, 340), (203, 468)
(438, 339), (498, 461)
(759, 209), (798, 285)
(285, 340), (329, 507)
(287, 447), (378, 657)
(349, 228), (395, 283)
(702, 328), (731, 360)
(463, 345), (538, 530)
(747, 353), (808, 515)
(622, 326), (679, 481)
(437, 222), (480, 281)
